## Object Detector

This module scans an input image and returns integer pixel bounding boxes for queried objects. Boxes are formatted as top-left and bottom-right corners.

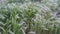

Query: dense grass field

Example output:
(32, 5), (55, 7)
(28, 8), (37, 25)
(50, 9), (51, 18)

(0, 0), (60, 34)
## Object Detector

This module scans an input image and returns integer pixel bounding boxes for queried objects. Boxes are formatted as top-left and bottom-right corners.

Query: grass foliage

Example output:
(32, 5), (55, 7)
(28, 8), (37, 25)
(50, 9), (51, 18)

(0, 0), (60, 34)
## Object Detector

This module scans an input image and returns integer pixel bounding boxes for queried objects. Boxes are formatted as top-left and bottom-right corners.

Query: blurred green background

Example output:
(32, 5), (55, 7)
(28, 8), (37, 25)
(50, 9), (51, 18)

(0, 0), (60, 34)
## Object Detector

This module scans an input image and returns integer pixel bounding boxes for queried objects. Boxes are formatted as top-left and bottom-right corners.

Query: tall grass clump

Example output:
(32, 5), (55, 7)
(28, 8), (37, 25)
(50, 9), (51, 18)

(0, 0), (60, 34)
